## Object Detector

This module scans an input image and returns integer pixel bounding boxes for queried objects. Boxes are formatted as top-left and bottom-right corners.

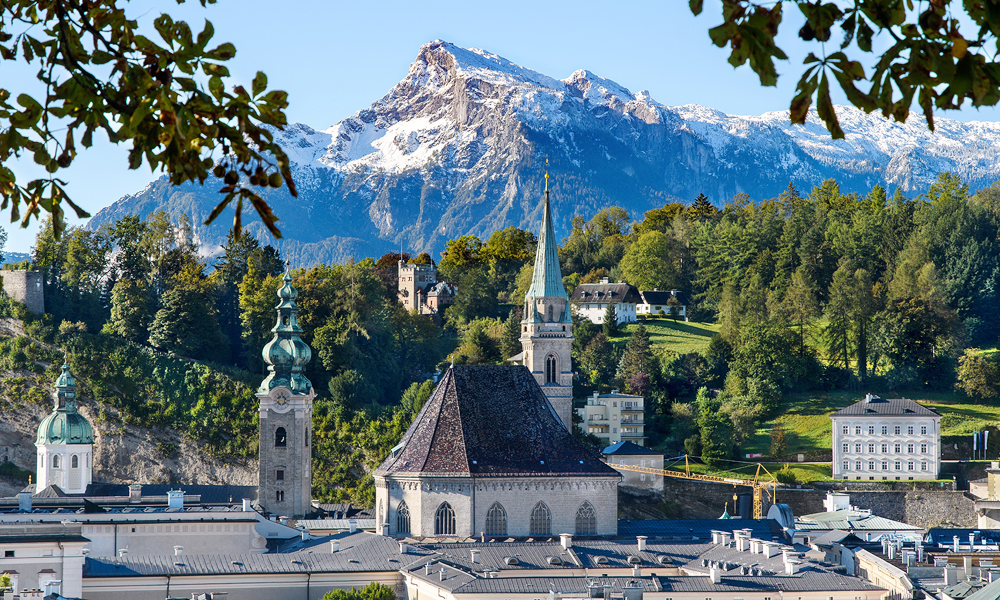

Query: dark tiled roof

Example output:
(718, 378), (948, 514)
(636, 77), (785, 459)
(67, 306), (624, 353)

(376, 366), (618, 478)
(638, 290), (689, 306)
(603, 441), (662, 456)
(570, 283), (641, 304)
(831, 396), (940, 417)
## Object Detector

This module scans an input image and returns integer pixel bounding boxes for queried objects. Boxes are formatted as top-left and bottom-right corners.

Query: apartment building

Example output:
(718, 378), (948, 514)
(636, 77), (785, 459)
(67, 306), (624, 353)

(577, 390), (645, 446)
(831, 394), (942, 481)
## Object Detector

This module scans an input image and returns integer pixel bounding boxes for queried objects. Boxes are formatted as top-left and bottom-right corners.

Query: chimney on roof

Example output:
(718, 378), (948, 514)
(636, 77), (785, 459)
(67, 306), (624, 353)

(632, 566), (641, 577)
(118, 549), (128, 558)
(242, 498), (252, 512)
(174, 546), (183, 556)
(349, 519), (357, 533)
(471, 549), (480, 564)
(400, 541), (411, 554)
(637, 536), (647, 552)
(784, 560), (801, 575)
(17, 491), (31, 512)
(709, 566), (721, 583)
(129, 484), (141, 503)
(561, 533), (573, 549)
(167, 489), (183, 509)
(331, 541), (340, 553)
(600, 277), (609, 284)
(439, 567), (446, 581)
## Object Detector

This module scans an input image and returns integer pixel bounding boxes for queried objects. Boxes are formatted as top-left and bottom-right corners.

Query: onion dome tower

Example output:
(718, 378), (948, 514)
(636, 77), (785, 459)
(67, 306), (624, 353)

(518, 165), (574, 430)
(257, 269), (315, 517)
(36, 364), (94, 494)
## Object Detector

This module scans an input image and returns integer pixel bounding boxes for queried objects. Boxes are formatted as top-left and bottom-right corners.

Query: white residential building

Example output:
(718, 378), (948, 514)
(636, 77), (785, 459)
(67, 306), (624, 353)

(637, 289), (689, 321)
(831, 394), (942, 481)
(570, 279), (640, 325)
(577, 391), (645, 446)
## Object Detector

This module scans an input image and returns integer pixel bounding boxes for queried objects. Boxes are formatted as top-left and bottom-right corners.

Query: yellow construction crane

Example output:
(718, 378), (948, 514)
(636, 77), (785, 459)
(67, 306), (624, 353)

(611, 456), (779, 519)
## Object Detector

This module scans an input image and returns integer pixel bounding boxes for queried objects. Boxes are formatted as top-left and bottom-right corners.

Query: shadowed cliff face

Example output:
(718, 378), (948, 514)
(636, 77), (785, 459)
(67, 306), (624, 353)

(89, 40), (1000, 267)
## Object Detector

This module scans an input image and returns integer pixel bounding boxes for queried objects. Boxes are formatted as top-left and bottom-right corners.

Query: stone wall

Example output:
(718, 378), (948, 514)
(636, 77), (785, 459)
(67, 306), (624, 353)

(0, 270), (43, 314)
(621, 478), (976, 528)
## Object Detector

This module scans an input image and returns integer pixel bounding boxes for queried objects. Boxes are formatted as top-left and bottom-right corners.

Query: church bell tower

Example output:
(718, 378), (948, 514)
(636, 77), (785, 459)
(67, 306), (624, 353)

(258, 270), (315, 517)
(519, 167), (574, 430)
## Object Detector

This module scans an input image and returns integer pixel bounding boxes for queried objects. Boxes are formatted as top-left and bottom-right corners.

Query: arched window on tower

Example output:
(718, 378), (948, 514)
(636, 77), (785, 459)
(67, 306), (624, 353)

(485, 502), (507, 536)
(71, 455), (79, 469)
(435, 502), (456, 536)
(547, 304), (553, 321)
(305, 428), (309, 447)
(530, 501), (551, 536)
(575, 501), (597, 534)
(52, 455), (60, 469)
(274, 427), (287, 447)
(545, 354), (557, 384)
(396, 501), (411, 535)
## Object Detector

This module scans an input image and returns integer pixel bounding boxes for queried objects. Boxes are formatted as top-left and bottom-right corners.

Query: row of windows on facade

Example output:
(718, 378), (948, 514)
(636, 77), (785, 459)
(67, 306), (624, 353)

(49, 454), (88, 469)
(841, 460), (930, 471)
(588, 428), (640, 434)
(840, 425), (930, 435)
(842, 442), (931, 454)
(392, 500), (598, 536)
(273, 427), (308, 447)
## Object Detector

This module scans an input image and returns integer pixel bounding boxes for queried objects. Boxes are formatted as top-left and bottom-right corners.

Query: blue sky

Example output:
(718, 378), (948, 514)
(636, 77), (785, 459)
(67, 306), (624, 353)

(3, 0), (999, 253)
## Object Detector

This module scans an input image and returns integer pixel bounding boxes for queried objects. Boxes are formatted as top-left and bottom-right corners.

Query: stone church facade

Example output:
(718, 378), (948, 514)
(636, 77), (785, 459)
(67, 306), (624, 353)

(374, 366), (620, 538)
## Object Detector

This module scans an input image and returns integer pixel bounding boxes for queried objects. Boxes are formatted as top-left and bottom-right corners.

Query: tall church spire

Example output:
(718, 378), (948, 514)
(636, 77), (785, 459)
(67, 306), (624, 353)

(519, 162), (574, 430)
(524, 164), (570, 313)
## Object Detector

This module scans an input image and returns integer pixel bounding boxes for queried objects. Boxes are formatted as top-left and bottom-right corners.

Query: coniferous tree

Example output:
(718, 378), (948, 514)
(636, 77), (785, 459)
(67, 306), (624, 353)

(825, 261), (855, 370)
(689, 193), (718, 221)
(105, 278), (155, 343)
(500, 308), (522, 360)
(602, 302), (618, 337)
(618, 325), (655, 393)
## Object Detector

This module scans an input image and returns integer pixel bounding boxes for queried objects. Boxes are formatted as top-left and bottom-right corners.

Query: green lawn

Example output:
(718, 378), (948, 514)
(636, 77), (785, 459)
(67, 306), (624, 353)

(607, 319), (721, 355)
(664, 460), (832, 484)
(743, 390), (1000, 456)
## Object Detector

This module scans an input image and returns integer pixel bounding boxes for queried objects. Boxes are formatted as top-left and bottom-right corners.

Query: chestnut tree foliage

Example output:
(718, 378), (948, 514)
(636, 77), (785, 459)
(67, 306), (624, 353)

(0, 0), (294, 238)
(691, 0), (1000, 137)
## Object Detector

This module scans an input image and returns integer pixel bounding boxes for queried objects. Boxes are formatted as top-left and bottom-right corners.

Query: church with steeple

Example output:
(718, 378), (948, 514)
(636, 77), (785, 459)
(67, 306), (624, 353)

(517, 169), (574, 430)
(35, 363), (94, 494)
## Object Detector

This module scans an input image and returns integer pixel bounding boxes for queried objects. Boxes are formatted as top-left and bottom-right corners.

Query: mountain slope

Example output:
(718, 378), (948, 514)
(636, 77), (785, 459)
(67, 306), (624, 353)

(89, 40), (1000, 265)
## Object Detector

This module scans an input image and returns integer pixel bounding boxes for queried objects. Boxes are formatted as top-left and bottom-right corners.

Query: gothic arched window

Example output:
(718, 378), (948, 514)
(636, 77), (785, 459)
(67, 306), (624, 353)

(530, 501), (551, 536)
(52, 455), (60, 468)
(274, 427), (287, 447)
(485, 502), (507, 536)
(547, 304), (553, 321)
(71, 455), (79, 469)
(545, 354), (557, 384)
(435, 502), (456, 536)
(575, 501), (597, 535)
(397, 501), (411, 535)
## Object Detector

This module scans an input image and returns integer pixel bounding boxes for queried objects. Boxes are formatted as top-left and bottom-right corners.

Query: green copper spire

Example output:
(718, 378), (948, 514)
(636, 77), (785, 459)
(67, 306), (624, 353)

(36, 363), (93, 445)
(259, 269), (313, 395)
(523, 165), (570, 319)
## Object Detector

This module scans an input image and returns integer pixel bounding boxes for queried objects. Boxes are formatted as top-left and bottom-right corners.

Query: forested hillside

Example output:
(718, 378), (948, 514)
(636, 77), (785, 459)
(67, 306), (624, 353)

(3, 171), (999, 498)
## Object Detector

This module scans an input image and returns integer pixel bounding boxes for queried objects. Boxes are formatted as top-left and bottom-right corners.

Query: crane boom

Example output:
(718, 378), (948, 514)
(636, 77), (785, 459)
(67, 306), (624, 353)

(610, 461), (778, 519)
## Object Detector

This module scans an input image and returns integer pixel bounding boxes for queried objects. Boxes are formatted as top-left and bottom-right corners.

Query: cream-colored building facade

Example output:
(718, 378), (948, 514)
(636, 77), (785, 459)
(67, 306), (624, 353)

(578, 391), (645, 445)
(831, 394), (942, 481)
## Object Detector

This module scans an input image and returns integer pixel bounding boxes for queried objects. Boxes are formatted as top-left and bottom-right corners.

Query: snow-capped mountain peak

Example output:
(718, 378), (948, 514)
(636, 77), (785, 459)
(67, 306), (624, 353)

(91, 40), (1000, 267)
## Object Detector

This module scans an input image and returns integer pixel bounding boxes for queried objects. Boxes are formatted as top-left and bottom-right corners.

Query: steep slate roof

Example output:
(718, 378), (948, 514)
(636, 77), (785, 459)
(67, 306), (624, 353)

(638, 290), (689, 306)
(570, 283), (641, 305)
(617, 519), (784, 540)
(375, 365), (618, 478)
(603, 441), (662, 456)
(831, 396), (941, 417)
(524, 178), (569, 304)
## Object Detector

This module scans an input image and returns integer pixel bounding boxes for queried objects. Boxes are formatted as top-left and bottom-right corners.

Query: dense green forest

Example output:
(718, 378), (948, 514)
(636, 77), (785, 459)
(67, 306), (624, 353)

(2, 172), (999, 499)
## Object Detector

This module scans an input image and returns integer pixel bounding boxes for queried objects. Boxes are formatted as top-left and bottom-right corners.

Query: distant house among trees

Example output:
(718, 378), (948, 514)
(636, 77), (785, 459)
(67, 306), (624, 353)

(397, 259), (456, 316)
(637, 289), (688, 321)
(570, 279), (640, 325)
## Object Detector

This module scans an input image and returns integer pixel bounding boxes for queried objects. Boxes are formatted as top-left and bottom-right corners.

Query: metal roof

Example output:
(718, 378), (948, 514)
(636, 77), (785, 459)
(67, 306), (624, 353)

(617, 519), (782, 539)
(831, 396), (941, 417)
(796, 511), (921, 532)
(603, 441), (662, 456)
(524, 185), (570, 309)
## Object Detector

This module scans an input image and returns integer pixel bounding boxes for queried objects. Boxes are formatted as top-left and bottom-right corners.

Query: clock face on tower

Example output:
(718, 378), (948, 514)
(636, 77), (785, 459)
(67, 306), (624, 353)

(274, 390), (289, 405)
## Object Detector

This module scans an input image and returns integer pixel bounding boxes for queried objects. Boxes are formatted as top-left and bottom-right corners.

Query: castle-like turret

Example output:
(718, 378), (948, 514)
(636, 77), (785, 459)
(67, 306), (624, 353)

(36, 364), (94, 494)
(257, 270), (315, 517)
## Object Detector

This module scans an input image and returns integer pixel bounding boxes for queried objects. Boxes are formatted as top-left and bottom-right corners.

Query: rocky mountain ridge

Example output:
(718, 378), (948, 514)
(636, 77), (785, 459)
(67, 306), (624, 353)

(89, 40), (1000, 266)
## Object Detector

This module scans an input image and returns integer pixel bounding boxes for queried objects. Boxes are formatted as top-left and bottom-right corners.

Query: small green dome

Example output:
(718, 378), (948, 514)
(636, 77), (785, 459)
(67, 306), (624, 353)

(36, 364), (93, 445)
(259, 270), (313, 395)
